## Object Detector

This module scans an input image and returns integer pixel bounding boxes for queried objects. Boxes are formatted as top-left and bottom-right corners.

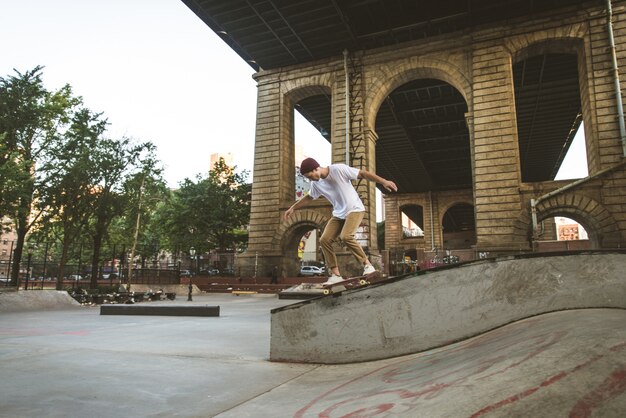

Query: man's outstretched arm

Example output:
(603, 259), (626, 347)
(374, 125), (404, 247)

(358, 169), (398, 192)
(283, 194), (314, 220)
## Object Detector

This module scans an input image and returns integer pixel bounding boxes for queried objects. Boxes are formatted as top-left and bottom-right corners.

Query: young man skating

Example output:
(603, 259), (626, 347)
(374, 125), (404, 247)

(283, 157), (397, 284)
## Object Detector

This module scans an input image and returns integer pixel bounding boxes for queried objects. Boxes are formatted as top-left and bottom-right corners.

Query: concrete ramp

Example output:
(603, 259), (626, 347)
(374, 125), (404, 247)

(270, 251), (626, 363)
(0, 290), (80, 312)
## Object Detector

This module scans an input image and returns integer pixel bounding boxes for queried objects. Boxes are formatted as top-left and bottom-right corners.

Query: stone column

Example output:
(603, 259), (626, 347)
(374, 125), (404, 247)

(471, 36), (529, 252)
(237, 71), (289, 274)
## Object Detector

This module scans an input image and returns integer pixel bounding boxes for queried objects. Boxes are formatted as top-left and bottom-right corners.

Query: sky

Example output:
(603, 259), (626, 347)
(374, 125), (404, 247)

(1, 0), (584, 191)
(0, 0), (329, 188)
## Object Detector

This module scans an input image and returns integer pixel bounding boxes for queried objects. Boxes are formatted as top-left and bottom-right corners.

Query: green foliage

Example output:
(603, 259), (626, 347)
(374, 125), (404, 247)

(0, 66), (79, 220)
(0, 66), (80, 283)
(377, 221), (386, 250)
(156, 158), (250, 253)
(1, 67), (253, 287)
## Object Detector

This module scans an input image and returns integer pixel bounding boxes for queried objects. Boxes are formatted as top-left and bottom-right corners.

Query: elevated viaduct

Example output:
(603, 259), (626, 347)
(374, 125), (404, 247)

(183, 0), (626, 277)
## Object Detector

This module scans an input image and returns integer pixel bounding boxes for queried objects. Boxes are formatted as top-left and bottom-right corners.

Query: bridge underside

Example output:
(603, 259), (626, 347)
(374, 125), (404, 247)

(183, 0), (626, 278)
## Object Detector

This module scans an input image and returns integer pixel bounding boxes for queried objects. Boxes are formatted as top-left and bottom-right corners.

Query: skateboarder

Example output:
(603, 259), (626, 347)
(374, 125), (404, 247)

(283, 157), (397, 285)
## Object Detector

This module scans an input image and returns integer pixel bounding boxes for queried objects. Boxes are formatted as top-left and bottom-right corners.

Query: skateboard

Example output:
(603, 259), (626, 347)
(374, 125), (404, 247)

(321, 271), (384, 295)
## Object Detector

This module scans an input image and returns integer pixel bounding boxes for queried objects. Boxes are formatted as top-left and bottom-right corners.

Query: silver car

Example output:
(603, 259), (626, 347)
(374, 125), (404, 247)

(299, 266), (324, 276)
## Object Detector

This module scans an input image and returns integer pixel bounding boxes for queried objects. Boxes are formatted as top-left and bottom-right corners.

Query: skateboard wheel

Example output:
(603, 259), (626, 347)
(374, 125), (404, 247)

(323, 289), (330, 295)
(359, 279), (368, 285)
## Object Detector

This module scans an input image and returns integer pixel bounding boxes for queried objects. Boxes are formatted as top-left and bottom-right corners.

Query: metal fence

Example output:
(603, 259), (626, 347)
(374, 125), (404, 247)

(0, 240), (238, 288)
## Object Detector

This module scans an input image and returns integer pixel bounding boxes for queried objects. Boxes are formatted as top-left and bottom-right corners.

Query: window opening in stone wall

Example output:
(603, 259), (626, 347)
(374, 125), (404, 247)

(375, 78), (470, 194)
(548, 122), (589, 242)
(400, 204), (424, 238)
(514, 52), (587, 183)
(294, 95), (331, 199)
(284, 224), (325, 277)
(442, 203), (476, 249)
(534, 215), (591, 252)
(554, 121), (588, 180)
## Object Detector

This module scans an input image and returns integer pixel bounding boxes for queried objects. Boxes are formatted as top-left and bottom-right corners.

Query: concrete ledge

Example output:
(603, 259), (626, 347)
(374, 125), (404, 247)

(270, 250), (626, 364)
(100, 305), (220, 317)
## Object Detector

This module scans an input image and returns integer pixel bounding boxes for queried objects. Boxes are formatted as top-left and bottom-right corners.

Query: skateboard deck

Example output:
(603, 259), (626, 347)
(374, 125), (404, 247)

(321, 271), (384, 295)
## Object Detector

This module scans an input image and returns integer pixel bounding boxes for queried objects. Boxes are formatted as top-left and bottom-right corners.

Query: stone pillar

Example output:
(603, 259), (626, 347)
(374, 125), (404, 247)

(471, 37), (529, 252)
(237, 71), (288, 275)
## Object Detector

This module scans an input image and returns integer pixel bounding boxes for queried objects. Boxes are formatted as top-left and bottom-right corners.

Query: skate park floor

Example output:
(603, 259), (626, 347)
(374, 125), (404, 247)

(0, 292), (625, 418)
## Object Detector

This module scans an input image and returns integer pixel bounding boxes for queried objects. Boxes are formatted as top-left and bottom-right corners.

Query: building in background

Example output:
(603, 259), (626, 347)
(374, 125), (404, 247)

(555, 217), (588, 241)
(0, 218), (17, 279)
(210, 152), (234, 170)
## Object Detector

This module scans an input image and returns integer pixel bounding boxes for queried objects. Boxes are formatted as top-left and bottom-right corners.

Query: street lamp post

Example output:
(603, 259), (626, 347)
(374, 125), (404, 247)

(188, 247), (195, 301)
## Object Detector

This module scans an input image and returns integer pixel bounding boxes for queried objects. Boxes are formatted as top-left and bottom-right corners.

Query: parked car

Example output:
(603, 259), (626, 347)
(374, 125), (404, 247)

(179, 270), (194, 277)
(199, 268), (220, 276)
(221, 267), (235, 276)
(299, 265), (325, 276)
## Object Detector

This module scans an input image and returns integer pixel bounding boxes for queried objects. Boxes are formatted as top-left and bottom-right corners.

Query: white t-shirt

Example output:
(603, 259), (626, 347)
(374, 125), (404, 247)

(308, 164), (365, 219)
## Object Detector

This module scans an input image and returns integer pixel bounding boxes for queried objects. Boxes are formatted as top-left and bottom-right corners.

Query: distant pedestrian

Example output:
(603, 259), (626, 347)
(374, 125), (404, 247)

(284, 157), (397, 284)
(271, 265), (278, 284)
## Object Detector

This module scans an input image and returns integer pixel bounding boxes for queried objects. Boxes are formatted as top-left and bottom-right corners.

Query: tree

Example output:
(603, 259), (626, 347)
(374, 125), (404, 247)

(0, 66), (79, 285)
(37, 108), (107, 289)
(158, 159), (250, 255)
(120, 152), (166, 287)
(86, 139), (160, 288)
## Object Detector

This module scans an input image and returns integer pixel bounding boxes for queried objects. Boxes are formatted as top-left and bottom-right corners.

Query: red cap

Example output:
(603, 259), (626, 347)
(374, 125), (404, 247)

(299, 157), (320, 175)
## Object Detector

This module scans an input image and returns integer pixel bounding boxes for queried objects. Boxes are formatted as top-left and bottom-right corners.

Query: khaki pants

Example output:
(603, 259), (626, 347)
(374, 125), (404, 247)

(320, 211), (368, 269)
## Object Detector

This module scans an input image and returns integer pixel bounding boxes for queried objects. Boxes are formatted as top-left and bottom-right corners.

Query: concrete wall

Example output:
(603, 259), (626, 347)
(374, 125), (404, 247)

(270, 251), (626, 364)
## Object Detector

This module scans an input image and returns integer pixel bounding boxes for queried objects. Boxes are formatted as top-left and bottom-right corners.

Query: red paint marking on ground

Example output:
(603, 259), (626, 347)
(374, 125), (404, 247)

(323, 401), (396, 418)
(469, 341), (626, 418)
(477, 331), (567, 381)
(318, 389), (418, 418)
(342, 403), (394, 418)
(569, 365), (626, 418)
(469, 373), (568, 418)
(293, 362), (414, 418)
(610, 341), (626, 352)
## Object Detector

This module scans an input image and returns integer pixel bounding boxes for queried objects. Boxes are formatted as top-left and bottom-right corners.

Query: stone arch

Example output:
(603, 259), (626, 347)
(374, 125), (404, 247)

(438, 198), (474, 224)
(365, 58), (472, 131)
(504, 26), (598, 176)
(535, 194), (620, 249)
(510, 37), (584, 64)
(277, 79), (333, 204)
(504, 23), (587, 61)
(440, 201), (476, 249)
(272, 209), (329, 275)
(273, 209), (329, 248)
(283, 79), (333, 105)
(518, 193), (621, 249)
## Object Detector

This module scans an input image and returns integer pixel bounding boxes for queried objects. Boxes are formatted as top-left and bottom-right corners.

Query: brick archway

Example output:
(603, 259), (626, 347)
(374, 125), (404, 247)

(272, 209), (329, 276)
(504, 23), (587, 60)
(364, 57), (472, 131)
(516, 193), (621, 249)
